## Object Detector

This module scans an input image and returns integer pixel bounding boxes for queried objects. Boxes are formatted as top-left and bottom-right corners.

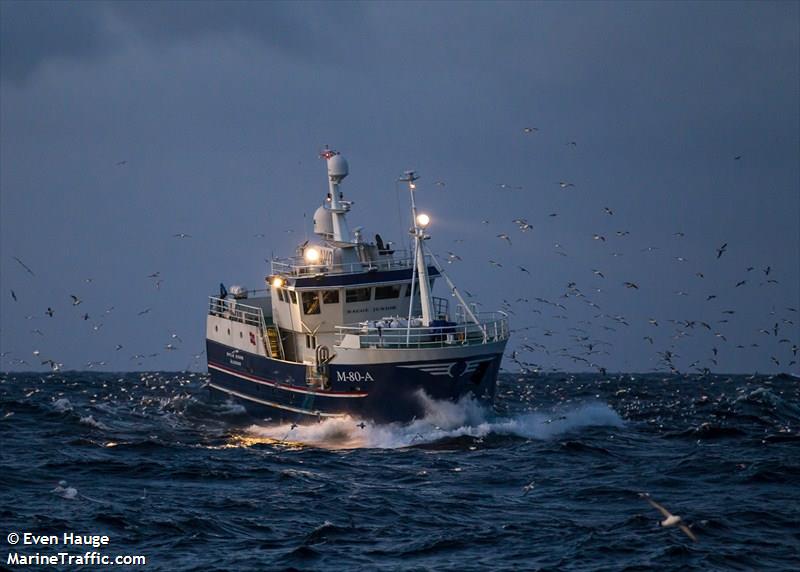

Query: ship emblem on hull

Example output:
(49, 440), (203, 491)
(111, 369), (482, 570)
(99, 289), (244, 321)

(398, 357), (494, 379)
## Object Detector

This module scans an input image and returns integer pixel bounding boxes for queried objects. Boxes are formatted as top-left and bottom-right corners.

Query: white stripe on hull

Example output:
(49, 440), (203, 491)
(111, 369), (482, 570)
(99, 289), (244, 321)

(208, 363), (367, 398)
(208, 382), (345, 418)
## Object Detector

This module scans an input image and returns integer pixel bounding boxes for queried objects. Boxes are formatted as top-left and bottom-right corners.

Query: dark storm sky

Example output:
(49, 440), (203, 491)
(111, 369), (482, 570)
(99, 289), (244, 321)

(1, 1), (798, 373)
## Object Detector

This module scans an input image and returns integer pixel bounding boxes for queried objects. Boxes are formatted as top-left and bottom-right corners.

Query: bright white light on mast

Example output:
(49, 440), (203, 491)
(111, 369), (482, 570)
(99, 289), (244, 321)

(416, 213), (430, 227)
(304, 247), (321, 263)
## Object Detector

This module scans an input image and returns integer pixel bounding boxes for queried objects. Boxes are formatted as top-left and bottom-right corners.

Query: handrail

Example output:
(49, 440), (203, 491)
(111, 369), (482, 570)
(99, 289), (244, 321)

(208, 296), (267, 329)
(271, 251), (433, 277)
(334, 313), (509, 349)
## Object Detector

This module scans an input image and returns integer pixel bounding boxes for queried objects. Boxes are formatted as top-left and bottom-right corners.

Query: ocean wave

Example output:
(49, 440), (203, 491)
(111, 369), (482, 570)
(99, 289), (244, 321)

(244, 392), (624, 450)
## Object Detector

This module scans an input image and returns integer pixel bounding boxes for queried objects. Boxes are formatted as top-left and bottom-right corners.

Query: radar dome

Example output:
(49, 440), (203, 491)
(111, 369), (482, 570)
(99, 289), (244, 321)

(327, 154), (349, 181)
(313, 205), (334, 238)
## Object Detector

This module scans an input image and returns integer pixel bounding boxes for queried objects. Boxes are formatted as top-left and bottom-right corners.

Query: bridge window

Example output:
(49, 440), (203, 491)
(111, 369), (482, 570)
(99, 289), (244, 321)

(288, 290), (298, 304)
(277, 289), (285, 302)
(305, 334), (317, 349)
(346, 287), (372, 303)
(302, 291), (321, 315)
(375, 284), (401, 300)
(322, 289), (340, 304)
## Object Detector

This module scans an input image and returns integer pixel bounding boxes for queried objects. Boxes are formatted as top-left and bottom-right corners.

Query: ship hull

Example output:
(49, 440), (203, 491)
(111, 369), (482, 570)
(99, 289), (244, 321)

(205, 339), (505, 423)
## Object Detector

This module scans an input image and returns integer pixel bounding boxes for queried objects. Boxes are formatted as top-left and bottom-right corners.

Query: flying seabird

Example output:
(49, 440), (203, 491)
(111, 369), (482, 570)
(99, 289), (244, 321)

(12, 256), (35, 276)
(716, 243), (728, 259)
(70, 295), (82, 306)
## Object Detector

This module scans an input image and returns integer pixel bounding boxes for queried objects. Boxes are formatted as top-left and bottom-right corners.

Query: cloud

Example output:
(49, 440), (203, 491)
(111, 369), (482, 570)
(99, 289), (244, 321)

(1, 0), (371, 84)
(1, 0), (112, 82)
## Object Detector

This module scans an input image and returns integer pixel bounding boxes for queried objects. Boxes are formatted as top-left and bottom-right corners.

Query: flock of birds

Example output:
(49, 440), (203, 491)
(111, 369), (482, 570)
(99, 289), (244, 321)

(3, 135), (797, 375)
(3, 254), (203, 372)
(430, 129), (797, 376)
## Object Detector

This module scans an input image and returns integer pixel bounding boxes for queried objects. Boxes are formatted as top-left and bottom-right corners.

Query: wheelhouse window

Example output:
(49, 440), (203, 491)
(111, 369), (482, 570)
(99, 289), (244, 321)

(277, 289), (285, 302)
(302, 291), (321, 315)
(322, 289), (340, 304)
(375, 284), (401, 300)
(288, 290), (298, 304)
(346, 287), (372, 303)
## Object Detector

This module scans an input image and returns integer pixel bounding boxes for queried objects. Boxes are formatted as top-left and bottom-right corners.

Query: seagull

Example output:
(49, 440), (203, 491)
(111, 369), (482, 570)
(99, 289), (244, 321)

(357, 421), (366, 429)
(115, 160), (128, 166)
(10, 290), (17, 301)
(735, 280), (747, 288)
(497, 233), (512, 245)
(137, 307), (152, 316)
(518, 266), (531, 274)
(522, 481), (536, 495)
(734, 155), (741, 161)
(172, 233), (192, 239)
(592, 234), (606, 242)
(488, 260), (503, 268)
(716, 243), (728, 259)
(70, 295), (82, 306)
(623, 282), (639, 289)
(434, 180), (446, 187)
(557, 181), (575, 189)
(12, 256), (35, 276)
(523, 127), (539, 134)
(604, 207), (614, 215)
(46, 307), (54, 318)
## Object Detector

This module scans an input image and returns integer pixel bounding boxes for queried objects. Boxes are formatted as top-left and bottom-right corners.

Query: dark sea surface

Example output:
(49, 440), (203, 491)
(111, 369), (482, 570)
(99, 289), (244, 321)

(1, 371), (799, 572)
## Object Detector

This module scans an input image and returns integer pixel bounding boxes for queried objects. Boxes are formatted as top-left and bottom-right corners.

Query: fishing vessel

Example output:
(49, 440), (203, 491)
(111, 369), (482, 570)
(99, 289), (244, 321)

(205, 150), (509, 422)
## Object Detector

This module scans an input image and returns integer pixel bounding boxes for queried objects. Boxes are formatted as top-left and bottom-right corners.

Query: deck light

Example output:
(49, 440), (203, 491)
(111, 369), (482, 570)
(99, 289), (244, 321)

(416, 213), (430, 228)
(271, 276), (284, 288)
(304, 247), (321, 263)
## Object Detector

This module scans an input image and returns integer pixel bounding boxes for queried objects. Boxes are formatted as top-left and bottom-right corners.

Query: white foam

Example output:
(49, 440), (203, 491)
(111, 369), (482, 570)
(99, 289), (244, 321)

(244, 392), (624, 450)
(53, 398), (73, 413)
(79, 415), (110, 431)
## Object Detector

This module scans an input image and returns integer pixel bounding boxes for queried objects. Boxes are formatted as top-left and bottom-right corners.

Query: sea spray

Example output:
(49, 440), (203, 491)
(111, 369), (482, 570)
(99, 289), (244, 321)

(244, 392), (624, 450)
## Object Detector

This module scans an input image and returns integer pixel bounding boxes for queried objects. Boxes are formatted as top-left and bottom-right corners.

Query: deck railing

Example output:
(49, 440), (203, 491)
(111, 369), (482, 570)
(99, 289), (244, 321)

(334, 312), (509, 350)
(271, 250), (428, 276)
(208, 296), (267, 329)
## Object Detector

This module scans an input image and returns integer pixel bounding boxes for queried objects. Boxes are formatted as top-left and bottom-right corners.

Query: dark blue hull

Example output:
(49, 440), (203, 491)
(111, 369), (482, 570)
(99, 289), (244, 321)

(205, 339), (503, 423)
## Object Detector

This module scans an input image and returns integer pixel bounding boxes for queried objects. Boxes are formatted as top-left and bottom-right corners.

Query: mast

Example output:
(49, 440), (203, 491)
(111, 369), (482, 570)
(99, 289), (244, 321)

(400, 171), (434, 327)
(321, 148), (352, 244)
